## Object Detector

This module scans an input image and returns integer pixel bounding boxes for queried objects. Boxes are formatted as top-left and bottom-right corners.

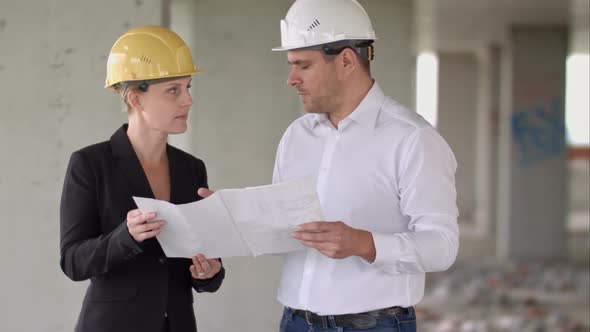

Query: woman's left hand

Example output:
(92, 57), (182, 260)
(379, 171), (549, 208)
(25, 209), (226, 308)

(190, 254), (222, 279)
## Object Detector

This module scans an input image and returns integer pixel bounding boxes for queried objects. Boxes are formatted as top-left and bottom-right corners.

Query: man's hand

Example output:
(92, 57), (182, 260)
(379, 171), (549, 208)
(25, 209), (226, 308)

(291, 221), (376, 262)
(190, 254), (222, 279)
(197, 188), (215, 198)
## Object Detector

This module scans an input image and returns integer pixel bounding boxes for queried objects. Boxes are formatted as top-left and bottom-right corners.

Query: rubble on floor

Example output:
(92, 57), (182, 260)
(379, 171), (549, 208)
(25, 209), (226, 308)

(417, 261), (590, 332)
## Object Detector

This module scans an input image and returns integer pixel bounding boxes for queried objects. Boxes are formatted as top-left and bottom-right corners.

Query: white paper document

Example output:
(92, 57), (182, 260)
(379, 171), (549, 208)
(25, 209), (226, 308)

(133, 177), (322, 258)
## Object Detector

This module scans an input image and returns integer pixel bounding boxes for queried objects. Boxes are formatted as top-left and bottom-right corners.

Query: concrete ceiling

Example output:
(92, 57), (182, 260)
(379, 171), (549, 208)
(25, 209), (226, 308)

(420, 0), (589, 52)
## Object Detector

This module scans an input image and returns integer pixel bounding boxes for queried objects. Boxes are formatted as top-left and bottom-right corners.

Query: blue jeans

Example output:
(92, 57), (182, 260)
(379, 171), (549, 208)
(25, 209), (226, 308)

(279, 307), (417, 332)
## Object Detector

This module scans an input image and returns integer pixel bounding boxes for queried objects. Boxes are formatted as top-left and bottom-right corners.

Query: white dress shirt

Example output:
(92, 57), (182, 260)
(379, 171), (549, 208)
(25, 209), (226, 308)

(272, 82), (459, 315)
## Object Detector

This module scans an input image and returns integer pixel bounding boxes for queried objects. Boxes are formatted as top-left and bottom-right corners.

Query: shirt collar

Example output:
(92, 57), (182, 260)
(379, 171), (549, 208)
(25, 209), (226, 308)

(310, 81), (385, 130)
(311, 113), (331, 128)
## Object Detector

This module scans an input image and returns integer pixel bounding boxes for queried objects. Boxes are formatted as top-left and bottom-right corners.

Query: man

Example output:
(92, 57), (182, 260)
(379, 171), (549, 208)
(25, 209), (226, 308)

(271, 0), (459, 331)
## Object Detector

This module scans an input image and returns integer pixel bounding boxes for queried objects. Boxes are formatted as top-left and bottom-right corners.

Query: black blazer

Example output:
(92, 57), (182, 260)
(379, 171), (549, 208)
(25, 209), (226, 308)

(60, 124), (225, 332)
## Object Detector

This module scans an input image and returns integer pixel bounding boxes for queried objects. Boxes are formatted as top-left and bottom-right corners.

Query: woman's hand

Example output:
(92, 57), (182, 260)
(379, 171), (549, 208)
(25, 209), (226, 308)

(197, 188), (215, 198)
(126, 209), (166, 243)
(190, 254), (222, 279)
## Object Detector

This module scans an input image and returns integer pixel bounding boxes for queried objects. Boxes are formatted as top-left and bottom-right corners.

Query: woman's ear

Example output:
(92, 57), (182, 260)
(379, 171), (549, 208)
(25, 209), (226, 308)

(126, 89), (143, 111)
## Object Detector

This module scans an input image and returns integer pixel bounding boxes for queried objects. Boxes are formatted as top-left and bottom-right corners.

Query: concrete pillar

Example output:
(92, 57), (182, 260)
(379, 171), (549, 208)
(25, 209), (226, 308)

(414, 0), (436, 53)
(0, 1), (161, 331)
(469, 45), (502, 238)
(570, 0), (590, 54)
(436, 52), (478, 226)
(170, 1), (415, 331)
(497, 25), (569, 260)
(487, 45), (502, 237)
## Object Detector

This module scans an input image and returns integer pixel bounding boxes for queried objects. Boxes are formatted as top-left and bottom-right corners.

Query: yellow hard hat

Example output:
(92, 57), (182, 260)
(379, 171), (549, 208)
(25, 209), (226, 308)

(105, 25), (202, 88)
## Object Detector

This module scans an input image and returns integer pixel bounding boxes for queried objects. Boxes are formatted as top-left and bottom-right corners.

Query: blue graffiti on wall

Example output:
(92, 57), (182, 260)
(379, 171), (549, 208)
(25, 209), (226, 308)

(512, 96), (565, 167)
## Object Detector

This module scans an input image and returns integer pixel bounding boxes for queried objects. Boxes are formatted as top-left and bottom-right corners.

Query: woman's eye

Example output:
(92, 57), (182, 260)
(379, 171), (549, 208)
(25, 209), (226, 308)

(187, 85), (192, 89)
(169, 88), (178, 94)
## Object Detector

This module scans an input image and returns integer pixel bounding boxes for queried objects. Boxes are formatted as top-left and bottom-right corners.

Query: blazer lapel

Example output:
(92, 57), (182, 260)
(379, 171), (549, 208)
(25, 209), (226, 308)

(109, 124), (155, 200)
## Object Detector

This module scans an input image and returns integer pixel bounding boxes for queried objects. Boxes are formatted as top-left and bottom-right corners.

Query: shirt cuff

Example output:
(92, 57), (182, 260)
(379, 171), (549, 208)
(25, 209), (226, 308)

(362, 232), (405, 267)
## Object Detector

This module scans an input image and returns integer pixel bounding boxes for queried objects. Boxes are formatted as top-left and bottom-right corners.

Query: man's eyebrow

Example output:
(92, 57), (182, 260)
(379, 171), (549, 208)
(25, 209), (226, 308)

(288, 60), (309, 65)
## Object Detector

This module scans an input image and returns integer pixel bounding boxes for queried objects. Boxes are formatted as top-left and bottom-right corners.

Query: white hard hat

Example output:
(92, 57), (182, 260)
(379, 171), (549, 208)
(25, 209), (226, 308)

(272, 0), (376, 51)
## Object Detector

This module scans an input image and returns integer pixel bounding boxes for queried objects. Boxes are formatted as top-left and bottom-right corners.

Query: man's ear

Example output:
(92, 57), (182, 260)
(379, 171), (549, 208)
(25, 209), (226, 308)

(339, 48), (358, 76)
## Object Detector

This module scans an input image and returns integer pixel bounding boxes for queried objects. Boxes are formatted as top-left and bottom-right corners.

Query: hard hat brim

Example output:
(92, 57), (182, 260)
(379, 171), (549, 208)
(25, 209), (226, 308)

(272, 37), (376, 52)
(104, 69), (205, 89)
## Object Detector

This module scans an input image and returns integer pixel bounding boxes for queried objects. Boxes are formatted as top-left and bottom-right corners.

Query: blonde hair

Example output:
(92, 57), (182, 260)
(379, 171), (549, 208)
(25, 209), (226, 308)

(111, 81), (148, 112)
(111, 76), (190, 112)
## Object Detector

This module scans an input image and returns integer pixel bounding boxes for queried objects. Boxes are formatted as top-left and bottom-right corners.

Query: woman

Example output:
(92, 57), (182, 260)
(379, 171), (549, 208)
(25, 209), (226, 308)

(59, 26), (224, 332)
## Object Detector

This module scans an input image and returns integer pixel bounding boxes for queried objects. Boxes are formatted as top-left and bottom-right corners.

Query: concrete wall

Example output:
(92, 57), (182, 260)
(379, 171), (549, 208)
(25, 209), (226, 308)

(363, 0), (415, 109)
(0, 1), (162, 331)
